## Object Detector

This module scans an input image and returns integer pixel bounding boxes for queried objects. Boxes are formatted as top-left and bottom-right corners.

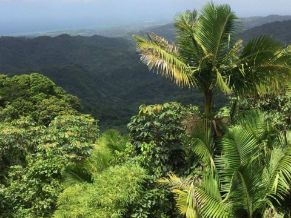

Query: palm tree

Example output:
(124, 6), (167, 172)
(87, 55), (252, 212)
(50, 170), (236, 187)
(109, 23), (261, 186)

(134, 3), (290, 118)
(161, 111), (291, 218)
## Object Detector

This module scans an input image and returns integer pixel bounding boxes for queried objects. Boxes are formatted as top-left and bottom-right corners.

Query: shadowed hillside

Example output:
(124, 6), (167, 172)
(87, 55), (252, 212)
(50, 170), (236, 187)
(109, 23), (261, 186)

(240, 20), (291, 44)
(0, 34), (207, 129)
(241, 15), (291, 29)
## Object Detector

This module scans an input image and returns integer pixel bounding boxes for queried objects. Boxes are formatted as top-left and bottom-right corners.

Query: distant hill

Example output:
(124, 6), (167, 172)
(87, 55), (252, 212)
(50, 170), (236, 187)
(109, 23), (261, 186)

(139, 15), (291, 41)
(240, 20), (291, 44)
(140, 23), (175, 41)
(241, 15), (291, 29)
(18, 21), (171, 38)
(0, 18), (290, 129)
(0, 34), (207, 129)
(15, 15), (291, 39)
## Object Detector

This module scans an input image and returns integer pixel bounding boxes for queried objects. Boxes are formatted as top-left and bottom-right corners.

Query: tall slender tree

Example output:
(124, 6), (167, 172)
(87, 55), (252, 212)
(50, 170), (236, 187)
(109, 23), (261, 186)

(134, 3), (291, 117)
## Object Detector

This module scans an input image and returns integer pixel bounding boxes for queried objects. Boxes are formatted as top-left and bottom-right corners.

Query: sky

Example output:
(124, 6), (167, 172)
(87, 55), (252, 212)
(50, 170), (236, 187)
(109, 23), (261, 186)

(0, 0), (290, 35)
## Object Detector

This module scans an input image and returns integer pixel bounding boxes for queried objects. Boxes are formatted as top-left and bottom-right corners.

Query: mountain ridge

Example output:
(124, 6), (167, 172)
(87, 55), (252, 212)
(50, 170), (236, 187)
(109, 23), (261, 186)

(0, 19), (290, 128)
(0, 34), (203, 129)
(240, 19), (291, 44)
(5, 15), (291, 38)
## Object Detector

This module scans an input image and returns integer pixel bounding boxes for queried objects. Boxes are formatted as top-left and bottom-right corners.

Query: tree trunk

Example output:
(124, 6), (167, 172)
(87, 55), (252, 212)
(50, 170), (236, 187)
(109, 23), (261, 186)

(204, 89), (213, 118)
(230, 96), (239, 124)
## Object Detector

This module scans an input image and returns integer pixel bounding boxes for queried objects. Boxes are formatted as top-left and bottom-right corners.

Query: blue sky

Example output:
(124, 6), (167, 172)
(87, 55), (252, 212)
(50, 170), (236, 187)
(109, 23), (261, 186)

(0, 0), (290, 35)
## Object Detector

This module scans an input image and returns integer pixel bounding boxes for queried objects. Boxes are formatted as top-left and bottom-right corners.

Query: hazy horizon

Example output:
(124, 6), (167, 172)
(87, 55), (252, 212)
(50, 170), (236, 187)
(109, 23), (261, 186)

(1, 0), (291, 35)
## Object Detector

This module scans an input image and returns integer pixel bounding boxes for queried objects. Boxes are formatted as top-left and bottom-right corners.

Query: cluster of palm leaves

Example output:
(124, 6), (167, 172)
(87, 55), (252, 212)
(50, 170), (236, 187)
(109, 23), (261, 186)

(134, 3), (291, 117)
(161, 111), (291, 218)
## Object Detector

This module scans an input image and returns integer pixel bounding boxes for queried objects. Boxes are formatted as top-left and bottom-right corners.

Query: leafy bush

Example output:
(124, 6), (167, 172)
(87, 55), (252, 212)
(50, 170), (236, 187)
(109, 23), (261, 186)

(127, 102), (199, 176)
(240, 93), (291, 131)
(43, 115), (99, 161)
(0, 117), (44, 181)
(54, 164), (146, 218)
(80, 129), (128, 174)
(128, 184), (181, 218)
(61, 129), (130, 187)
(1, 153), (67, 217)
(125, 102), (199, 217)
(0, 114), (100, 217)
(0, 73), (80, 125)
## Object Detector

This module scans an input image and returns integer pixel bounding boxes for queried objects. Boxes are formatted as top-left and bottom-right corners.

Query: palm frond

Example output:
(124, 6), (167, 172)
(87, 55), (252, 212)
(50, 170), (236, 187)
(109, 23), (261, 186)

(194, 2), (238, 60)
(175, 10), (204, 66)
(161, 174), (232, 218)
(173, 186), (198, 218)
(218, 126), (259, 174)
(158, 173), (193, 190)
(221, 39), (243, 65)
(191, 120), (216, 171)
(266, 146), (291, 202)
(194, 176), (232, 218)
(236, 110), (267, 140)
(231, 36), (291, 96)
(215, 68), (232, 94)
(159, 174), (198, 218)
(216, 124), (260, 202)
(133, 34), (196, 87)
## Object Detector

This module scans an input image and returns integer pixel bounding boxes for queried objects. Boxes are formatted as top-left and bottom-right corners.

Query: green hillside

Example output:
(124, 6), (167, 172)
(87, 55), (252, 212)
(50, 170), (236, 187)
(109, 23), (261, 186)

(240, 20), (291, 44)
(0, 35), (208, 129)
(0, 19), (290, 129)
(139, 15), (291, 41)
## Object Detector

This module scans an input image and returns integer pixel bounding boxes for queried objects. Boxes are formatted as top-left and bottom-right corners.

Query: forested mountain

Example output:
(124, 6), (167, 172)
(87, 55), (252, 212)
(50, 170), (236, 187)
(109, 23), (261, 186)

(240, 20), (291, 44)
(0, 35), (204, 128)
(0, 18), (290, 128)
(0, 73), (80, 125)
(241, 15), (291, 29)
(141, 15), (291, 41)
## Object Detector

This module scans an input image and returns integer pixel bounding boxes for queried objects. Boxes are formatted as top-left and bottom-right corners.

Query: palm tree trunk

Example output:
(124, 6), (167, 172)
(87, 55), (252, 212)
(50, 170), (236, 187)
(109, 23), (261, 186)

(204, 89), (213, 118)
(230, 96), (239, 123)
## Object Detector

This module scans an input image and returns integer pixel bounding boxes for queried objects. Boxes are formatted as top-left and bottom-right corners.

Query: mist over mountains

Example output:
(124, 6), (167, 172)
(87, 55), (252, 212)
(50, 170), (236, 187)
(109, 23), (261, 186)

(0, 15), (290, 128)
(139, 15), (291, 41)
(6, 15), (291, 38)
(1, 0), (290, 36)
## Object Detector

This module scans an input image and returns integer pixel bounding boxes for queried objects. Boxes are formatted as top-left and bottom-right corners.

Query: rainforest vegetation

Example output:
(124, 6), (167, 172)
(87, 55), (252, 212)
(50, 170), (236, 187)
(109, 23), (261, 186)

(0, 2), (291, 218)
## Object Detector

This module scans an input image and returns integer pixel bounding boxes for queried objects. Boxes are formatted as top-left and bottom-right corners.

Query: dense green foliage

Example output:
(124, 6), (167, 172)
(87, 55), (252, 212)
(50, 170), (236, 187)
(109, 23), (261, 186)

(0, 2), (290, 218)
(0, 73), (80, 125)
(126, 103), (201, 217)
(240, 93), (291, 131)
(0, 114), (99, 217)
(54, 164), (146, 218)
(0, 74), (100, 217)
(0, 35), (202, 129)
(128, 102), (199, 176)
(164, 111), (291, 217)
